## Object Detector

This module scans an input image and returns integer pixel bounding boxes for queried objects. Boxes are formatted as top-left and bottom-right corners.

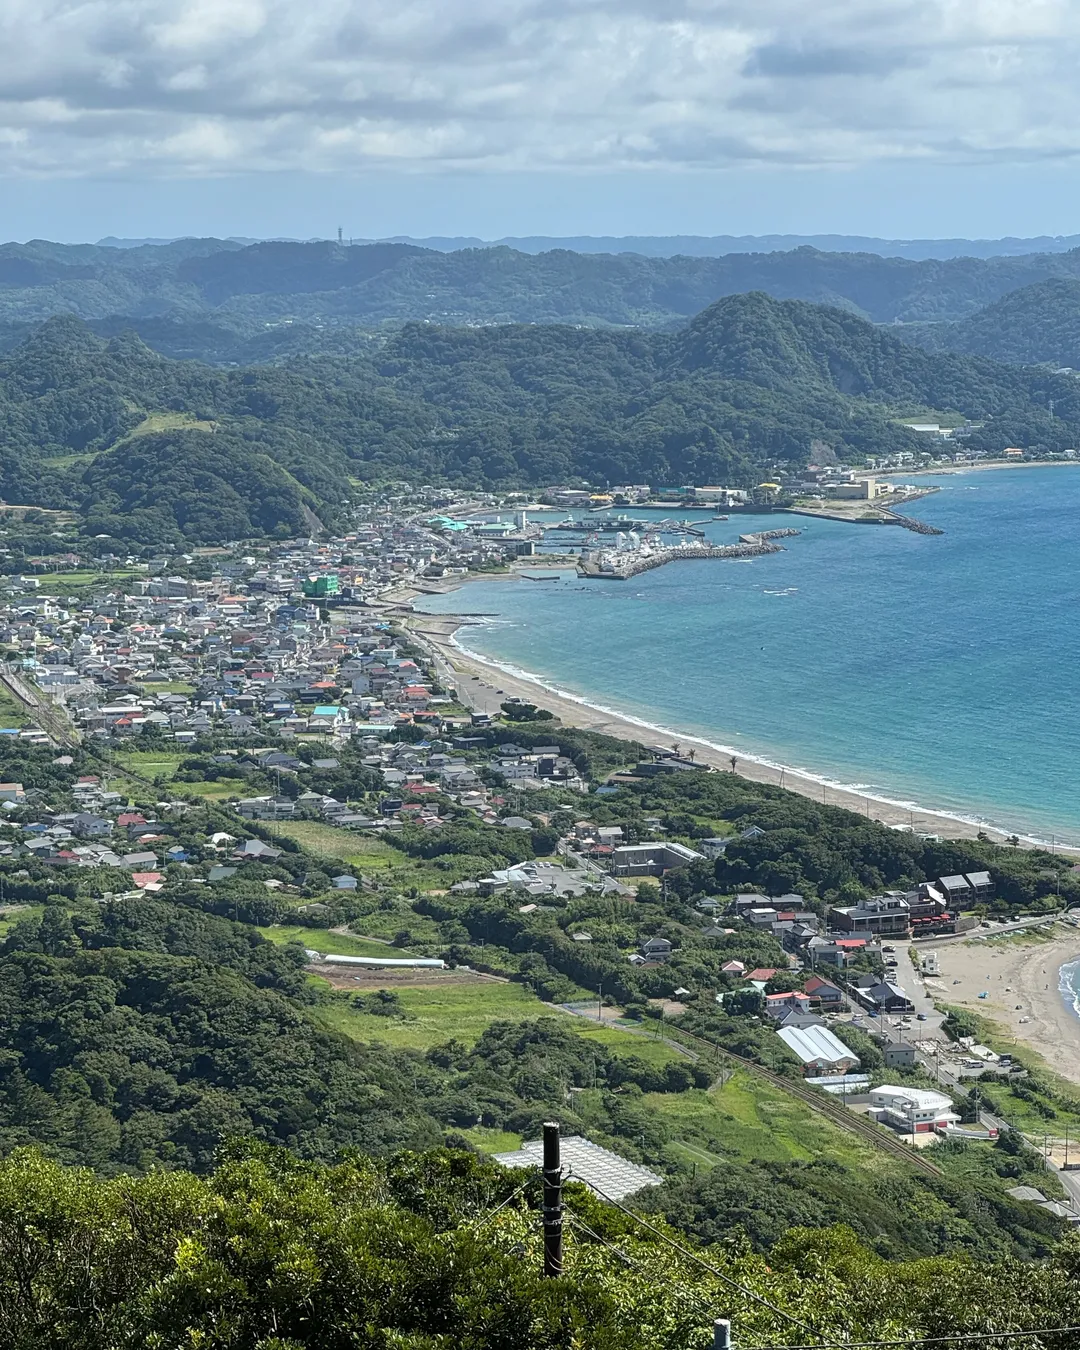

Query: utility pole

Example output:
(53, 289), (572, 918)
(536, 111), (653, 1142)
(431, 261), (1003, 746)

(542, 1121), (563, 1279)
(714, 1319), (732, 1350)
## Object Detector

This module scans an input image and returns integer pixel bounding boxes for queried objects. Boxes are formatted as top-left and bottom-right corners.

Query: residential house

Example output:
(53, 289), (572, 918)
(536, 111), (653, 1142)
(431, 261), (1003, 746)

(803, 975), (845, 1011)
(829, 893), (911, 937)
(764, 991), (812, 1020)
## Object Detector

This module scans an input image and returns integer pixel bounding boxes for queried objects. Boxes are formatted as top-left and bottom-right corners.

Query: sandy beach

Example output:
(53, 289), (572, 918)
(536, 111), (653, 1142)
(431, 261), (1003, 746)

(878, 459), (1080, 478)
(923, 929), (1080, 1086)
(394, 572), (1077, 850)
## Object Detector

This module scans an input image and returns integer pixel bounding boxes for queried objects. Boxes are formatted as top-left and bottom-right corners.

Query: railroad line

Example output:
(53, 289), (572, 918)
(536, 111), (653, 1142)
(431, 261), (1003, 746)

(660, 1025), (944, 1179)
(0, 666), (80, 747)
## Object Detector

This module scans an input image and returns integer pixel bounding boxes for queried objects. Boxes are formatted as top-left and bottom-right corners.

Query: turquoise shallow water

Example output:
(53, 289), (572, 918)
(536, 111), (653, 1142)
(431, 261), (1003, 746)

(417, 468), (1080, 843)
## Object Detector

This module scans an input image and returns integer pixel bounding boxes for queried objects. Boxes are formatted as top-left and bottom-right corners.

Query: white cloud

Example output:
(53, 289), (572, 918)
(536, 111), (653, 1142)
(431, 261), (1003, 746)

(1, 0), (1080, 176)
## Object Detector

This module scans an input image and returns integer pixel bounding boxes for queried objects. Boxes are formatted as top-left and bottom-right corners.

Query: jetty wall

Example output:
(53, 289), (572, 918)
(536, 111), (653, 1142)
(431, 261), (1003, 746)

(578, 538), (787, 580)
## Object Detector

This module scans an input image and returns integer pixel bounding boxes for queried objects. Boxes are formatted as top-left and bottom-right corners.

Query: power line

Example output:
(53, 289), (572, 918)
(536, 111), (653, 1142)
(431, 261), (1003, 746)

(564, 1213), (646, 1272)
(467, 1173), (535, 1230)
(576, 1181), (813, 1334)
(563, 1203), (1079, 1350)
(754, 1330), (1080, 1350)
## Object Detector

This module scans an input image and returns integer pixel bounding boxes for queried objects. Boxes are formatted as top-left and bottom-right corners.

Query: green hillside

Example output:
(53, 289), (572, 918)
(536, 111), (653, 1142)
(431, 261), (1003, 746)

(1, 297), (1078, 543)
(5, 1143), (1080, 1350)
(903, 277), (1080, 369)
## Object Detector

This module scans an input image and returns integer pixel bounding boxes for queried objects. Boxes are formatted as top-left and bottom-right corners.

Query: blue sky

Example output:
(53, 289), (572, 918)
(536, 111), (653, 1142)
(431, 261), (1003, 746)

(4, 1), (1080, 242)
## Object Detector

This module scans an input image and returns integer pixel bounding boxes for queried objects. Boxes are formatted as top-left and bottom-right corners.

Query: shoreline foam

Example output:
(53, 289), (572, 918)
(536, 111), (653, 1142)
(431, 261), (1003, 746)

(448, 626), (1017, 834)
(407, 597), (1080, 852)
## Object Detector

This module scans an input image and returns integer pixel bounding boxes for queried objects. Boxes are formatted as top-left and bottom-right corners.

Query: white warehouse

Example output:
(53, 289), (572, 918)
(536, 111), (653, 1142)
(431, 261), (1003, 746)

(869, 1085), (959, 1134)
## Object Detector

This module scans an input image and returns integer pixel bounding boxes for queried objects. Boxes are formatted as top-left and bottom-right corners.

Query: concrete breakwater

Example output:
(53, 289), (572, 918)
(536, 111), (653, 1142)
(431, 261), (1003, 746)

(782, 505), (944, 535)
(740, 528), (800, 543)
(884, 511), (944, 536)
(577, 535), (792, 580)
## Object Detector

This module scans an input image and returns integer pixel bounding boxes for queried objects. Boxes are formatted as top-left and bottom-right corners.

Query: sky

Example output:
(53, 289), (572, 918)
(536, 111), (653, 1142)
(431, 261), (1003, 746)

(4, 0), (1080, 241)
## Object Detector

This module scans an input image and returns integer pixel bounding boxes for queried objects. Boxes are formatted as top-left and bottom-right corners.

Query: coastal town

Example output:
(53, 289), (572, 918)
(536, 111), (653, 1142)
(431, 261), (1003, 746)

(0, 481), (1077, 1227)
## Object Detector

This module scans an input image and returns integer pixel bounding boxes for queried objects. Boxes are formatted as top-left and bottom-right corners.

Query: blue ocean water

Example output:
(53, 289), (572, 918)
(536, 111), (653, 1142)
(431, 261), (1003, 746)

(1060, 960), (1080, 1024)
(417, 468), (1080, 843)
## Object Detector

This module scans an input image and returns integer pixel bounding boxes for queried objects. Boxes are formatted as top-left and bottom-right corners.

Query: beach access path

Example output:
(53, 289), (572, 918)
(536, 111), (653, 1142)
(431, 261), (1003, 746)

(924, 929), (1080, 1089)
(396, 575), (1076, 851)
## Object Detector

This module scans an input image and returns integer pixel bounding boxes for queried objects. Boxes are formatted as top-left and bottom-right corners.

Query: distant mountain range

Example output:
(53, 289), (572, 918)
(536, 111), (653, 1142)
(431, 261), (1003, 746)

(97, 233), (1080, 261)
(900, 278), (1080, 369)
(6, 237), (1080, 339)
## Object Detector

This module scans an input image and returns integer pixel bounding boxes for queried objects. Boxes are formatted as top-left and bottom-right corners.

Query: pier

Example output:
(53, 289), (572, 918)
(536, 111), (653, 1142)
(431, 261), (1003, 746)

(577, 533), (795, 580)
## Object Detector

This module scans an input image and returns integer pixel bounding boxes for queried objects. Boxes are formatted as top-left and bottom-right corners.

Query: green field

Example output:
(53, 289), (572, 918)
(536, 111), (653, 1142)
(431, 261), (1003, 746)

(256, 925), (401, 959)
(34, 570), (141, 594)
(640, 1070), (884, 1173)
(0, 905), (42, 937)
(118, 411), (218, 443)
(571, 1022), (687, 1069)
(0, 686), (29, 729)
(277, 821), (392, 861)
(317, 979), (552, 1051)
(348, 906), (445, 945)
(310, 977), (883, 1176)
(275, 820), (452, 889)
(46, 452), (100, 469)
(459, 1126), (522, 1154)
(115, 750), (185, 780)
(176, 780), (238, 800)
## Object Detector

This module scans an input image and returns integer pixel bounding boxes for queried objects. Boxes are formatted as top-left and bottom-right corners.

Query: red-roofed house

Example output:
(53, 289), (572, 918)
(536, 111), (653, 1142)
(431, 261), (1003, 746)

(804, 975), (846, 1010)
(765, 991), (812, 1020)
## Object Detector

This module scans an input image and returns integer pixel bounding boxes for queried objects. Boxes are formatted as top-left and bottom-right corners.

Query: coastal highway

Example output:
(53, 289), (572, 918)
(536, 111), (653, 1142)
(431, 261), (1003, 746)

(912, 914), (1066, 946)
(405, 618), (522, 720)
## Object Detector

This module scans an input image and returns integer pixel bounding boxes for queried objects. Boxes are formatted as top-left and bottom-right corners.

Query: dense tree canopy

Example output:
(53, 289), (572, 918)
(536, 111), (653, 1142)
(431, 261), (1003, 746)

(2, 1144), (1080, 1350)
(2, 295), (1079, 541)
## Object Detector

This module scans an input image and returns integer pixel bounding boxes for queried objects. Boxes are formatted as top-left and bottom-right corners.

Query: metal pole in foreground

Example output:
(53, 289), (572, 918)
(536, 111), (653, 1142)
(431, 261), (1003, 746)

(714, 1318), (732, 1349)
(542, 1121), (563, 1278)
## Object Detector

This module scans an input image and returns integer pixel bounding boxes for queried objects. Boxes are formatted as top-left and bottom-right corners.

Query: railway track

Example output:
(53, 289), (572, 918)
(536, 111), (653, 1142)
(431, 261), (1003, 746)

(660, 1025), (944, 1179)
(0, 666), (80, 747)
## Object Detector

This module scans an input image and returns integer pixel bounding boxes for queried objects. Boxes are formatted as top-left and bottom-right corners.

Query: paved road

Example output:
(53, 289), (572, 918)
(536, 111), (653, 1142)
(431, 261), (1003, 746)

(842, 944), (945, 1047)
(405, 623), (510, 717)
(913, 914), (1065, 946)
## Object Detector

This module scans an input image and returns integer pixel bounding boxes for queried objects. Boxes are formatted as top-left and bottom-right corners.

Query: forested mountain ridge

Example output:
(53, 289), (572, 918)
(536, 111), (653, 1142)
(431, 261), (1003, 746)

(2, 296), (1078, 542)
(901, 277), (1080, 369)
(9, 235), (1080, 329)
